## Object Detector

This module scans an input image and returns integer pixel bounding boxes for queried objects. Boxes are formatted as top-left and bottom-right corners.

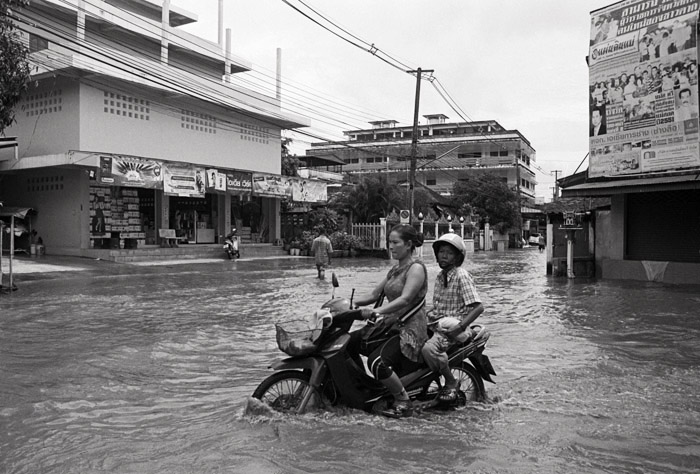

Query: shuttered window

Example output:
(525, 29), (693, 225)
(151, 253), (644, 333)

(626, 190), (700, 263)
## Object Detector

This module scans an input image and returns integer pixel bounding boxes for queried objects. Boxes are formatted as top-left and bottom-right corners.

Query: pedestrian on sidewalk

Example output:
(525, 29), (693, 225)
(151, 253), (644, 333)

(311, 227), (333, 279)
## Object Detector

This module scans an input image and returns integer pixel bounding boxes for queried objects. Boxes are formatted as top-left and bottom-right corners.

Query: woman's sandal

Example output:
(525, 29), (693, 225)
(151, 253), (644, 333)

(381, 399), (414, 418)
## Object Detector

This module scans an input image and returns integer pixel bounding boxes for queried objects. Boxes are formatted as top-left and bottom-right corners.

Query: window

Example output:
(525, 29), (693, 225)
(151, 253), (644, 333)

(458, 152), (481, 159)
(426, 179), (437, 186)
(365, 157), (387, 163)
(344, 158), (359, 164)
(491, 150), (509, 157)
(29, 34), (48, 53)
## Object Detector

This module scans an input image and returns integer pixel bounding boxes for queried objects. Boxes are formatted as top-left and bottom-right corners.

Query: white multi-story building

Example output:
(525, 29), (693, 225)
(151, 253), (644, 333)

(306, 114), (537, 203)
(0, 0), (309, 256)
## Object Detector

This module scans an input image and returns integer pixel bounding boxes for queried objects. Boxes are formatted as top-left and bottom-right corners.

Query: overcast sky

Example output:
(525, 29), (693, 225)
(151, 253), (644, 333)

(174, 0), (613, 201)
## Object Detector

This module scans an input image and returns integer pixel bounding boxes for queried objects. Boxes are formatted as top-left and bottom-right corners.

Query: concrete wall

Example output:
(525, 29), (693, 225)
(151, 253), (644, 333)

(8, 77), (81, 158)
(609, 194), (626, 259)
(0, 168), (86, 252)
(78, 83), (281, 174)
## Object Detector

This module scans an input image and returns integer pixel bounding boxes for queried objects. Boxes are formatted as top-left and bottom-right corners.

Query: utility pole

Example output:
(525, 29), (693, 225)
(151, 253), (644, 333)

(551, 170), (562, 200)
(407, 67), (433, 218)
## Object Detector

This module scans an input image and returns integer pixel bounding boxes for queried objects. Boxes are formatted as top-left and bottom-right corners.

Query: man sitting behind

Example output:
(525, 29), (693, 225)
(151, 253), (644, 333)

(422, 233), (484, 402)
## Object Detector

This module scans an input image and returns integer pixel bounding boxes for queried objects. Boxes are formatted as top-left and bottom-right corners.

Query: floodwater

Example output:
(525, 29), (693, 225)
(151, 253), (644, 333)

(1, 250), (700, 474)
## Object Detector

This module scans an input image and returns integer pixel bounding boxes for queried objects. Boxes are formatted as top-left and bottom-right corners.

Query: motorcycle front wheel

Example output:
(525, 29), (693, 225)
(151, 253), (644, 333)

(252, 370), (321, 413)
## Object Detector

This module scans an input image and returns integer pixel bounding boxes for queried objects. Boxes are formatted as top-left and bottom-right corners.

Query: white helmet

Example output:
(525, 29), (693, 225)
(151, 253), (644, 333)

(432, 233), (467, 265)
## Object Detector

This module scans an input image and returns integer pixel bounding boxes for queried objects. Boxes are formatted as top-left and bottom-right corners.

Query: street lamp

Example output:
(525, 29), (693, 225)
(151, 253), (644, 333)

(459, 216), (465, 238)
(446, 214), (454, 233)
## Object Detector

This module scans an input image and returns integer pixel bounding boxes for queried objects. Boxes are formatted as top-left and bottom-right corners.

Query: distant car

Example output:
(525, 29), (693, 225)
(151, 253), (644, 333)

(528, 234), (541, 246)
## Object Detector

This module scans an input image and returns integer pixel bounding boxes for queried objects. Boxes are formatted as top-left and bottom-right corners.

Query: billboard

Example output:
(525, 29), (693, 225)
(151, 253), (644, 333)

(225, 171), (253, 195)
(163, 162), (205, 197)
(98, 155), (163, 188)
(589, 0), (700, 177)
(291, 179), (327, 203)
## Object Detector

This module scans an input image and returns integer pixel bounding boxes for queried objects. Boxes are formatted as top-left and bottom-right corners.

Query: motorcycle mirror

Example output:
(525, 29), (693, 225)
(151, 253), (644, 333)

(331, 272), (339, 288)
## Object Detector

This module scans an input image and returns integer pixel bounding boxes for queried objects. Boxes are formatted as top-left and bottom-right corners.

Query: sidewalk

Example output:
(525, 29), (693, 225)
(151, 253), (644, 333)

(1, 253), (309, 275)
(0, 255), (92, 274)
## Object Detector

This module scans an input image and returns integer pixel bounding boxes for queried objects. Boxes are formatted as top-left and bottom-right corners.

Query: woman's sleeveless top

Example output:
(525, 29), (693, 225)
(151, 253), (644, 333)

(382, 260), (428, 362)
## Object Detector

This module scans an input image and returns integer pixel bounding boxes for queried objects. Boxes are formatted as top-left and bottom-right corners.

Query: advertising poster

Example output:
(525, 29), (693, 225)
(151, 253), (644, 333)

(252, 173), (293, 198)
(589, 0), (700, 177)
(291, 179), (328, 202)
(163, 162), (205, 197)
(98, 155), (163, 188)
(225, 171), (252, 195)
(205, 168), (227, 193)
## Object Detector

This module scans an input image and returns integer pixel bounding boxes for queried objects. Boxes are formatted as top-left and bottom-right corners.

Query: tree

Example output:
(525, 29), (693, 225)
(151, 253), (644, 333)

(1, 0), (31, 135)
(450, 173), (521, 234)
(281, 137), (300, 177)
(329, 175), (403, 223)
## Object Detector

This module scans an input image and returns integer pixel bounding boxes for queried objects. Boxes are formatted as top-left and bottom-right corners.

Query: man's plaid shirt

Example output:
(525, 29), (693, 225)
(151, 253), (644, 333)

(430, 266), (481, 322)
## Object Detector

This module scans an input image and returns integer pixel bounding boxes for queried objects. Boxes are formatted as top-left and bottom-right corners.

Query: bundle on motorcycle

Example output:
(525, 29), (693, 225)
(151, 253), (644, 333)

(252, 274), (496, 417)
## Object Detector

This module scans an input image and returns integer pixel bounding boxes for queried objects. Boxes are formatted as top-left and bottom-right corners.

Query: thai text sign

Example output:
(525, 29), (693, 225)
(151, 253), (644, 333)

(589, 0), (700, 177)
(163, 162), (205, 197)
(252, 173), (293, 198)
(226, 171), (253, 195)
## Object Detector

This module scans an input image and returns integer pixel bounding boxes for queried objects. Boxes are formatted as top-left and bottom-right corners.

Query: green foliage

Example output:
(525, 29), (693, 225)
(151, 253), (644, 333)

(307, 208), (339, 233)
(328, 231), (362, 250)
(329, 175), (403, 223)
(281, 137), (300, 176)
(450, 173), (521, 232)
(1, 0), (31, 134)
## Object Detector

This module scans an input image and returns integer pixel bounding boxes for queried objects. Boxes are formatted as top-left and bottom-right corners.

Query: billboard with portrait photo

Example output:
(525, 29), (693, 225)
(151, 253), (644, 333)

(589, 1), (700, 177)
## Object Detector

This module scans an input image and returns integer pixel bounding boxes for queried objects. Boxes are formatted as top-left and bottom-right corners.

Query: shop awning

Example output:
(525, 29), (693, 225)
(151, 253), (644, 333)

(0, 207), (34, 219)
(561, 174), (700, 198)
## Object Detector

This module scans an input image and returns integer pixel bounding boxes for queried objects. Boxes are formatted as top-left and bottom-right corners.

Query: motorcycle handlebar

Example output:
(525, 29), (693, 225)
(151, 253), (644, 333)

(331, 309), (365, 324)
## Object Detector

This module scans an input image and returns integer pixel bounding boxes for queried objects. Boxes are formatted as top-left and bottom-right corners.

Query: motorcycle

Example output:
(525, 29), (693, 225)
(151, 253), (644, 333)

(251, 274), (496, 417)
(223, 228), (240, 259)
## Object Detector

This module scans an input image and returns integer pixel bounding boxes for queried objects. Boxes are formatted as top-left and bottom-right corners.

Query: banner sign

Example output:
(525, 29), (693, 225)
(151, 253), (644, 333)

(291, 179), (327, 202)
(98, 155), (163, 188)
(225, 171), (252, 195)
(589, 0), (700, 177)
(205, 168), (227, 193)
(163, 162), (205, 197)
(252, 173), (293, 198)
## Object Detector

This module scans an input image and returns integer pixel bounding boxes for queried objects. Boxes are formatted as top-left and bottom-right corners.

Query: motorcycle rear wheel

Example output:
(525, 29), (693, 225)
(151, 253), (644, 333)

(425, 363), (485, 405)
(252, 370), (321, 413)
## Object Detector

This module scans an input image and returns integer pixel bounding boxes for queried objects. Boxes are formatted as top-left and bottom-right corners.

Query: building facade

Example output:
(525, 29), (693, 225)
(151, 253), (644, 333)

(305, 114), (537, 206)
(560, 1), (700, 285)
(0, 0), (313, 256)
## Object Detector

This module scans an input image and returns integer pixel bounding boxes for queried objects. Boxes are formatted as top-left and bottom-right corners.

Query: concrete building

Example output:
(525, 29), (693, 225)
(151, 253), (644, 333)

(0, 0), (310, 257)
(305, 114), (537, 204)
(557, 1), (700, 285)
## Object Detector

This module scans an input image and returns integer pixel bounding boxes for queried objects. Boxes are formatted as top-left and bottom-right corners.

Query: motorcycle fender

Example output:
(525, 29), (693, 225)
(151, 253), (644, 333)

(269, 356), (324, 373)
(468, 353), (497, 384)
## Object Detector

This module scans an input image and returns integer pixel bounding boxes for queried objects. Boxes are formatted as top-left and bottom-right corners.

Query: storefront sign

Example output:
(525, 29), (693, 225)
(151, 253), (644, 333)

(252, 173), (292, 198)
(163, 162), (205, 197)
(588, 1), (700, 177)
(98, 155), (163, 188)
(225, 171), (252, 195)
(205, 168), (227, 193)
(291, 179), (327, 202)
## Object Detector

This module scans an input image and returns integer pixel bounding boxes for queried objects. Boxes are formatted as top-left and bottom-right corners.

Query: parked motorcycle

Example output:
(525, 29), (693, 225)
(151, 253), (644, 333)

(223, 228), (240, 259)
(251, 274), (496, 416)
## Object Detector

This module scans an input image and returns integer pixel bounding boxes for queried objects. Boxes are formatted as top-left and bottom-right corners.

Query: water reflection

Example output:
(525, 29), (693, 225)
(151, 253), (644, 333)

(1, 251), (699, 473)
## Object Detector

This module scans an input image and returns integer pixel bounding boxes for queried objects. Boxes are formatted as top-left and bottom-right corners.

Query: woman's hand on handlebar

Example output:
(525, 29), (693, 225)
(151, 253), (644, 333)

(360, 308), (378, 321)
